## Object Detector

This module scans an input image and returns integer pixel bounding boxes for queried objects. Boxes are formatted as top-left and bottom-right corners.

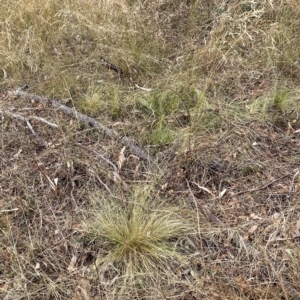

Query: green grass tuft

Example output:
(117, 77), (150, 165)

(82, 187), (192, 283)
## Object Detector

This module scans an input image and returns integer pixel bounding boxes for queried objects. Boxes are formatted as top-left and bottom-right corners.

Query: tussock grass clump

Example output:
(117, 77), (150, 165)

(82, 187), (192, 284)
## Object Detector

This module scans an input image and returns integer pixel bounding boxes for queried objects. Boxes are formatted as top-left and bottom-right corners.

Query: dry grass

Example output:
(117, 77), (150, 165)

(1, 0), (300, 299)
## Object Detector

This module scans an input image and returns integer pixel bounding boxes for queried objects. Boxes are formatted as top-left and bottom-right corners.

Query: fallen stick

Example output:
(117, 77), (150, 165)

(13, 89), (150, 161)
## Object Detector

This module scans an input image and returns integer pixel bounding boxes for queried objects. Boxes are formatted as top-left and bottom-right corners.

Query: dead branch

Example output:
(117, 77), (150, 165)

(29, 116), (59, 128)
(13, 89), (151, 161)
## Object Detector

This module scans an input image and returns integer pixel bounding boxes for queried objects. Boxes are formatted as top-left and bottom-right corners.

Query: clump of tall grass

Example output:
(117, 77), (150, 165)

(82, 187), (192, 284)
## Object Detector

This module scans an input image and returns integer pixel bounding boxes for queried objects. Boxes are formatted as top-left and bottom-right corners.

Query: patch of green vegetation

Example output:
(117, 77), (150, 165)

(148, 126), (175, 146)
(195, 110), (222, 131)
(248, 89), (294, 124)
(188, 89), (224, 131)
(138, 90), (181, 118)
(248, 96), (272, 117)
(77, 84), (122, 119)
(138, 88), (193, 145)
(273, 89), (290, 111)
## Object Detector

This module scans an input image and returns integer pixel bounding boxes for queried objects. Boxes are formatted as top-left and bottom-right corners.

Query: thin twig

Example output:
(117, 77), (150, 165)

(28, 116), (58, 128)
(25, 119), (36, 135)
(0, 208), (19, 213)
(95, 174), (112, 195)
(135, 84), (153, 92)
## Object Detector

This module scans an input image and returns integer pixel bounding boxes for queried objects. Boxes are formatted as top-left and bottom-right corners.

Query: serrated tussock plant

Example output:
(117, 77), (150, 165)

(82, 187), (193, 283)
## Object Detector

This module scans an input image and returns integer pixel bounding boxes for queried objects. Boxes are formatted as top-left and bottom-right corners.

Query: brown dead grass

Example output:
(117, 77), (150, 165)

(1, 0), (300, 299)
